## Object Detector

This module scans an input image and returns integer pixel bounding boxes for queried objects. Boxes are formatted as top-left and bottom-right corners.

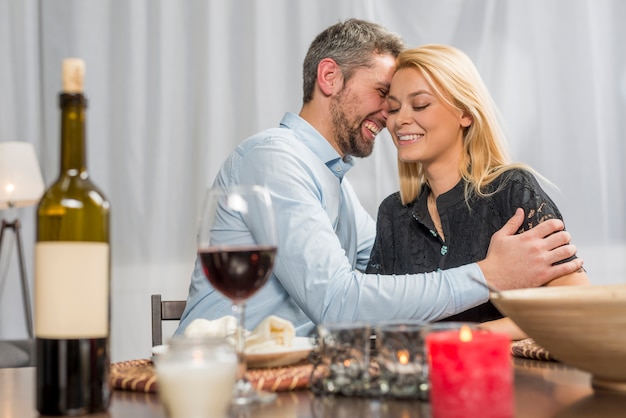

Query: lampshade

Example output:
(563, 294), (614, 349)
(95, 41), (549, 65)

(0, 141), (45, 209)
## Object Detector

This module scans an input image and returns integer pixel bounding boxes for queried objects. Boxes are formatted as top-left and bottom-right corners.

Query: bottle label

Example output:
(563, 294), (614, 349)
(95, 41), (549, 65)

(35, 242), (110, 339)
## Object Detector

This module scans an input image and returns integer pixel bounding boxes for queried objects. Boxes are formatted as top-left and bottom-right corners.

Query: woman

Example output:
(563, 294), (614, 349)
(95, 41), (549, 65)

(366, 44), (589, 339)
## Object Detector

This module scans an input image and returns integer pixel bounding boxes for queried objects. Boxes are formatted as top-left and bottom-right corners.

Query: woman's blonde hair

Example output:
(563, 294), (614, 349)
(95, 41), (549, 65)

(395, 44), (530, 204)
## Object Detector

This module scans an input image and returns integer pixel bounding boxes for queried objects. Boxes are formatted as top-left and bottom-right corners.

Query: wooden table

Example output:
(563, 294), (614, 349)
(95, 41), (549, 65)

(3, 359), (626, 417)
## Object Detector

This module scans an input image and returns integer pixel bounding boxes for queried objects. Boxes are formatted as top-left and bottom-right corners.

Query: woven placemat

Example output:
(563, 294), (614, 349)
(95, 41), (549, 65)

(110, 359), (313, 393)
(510, 338), (557, 361)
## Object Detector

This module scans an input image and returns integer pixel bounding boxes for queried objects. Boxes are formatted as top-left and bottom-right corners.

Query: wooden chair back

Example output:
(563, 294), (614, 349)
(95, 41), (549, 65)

(151, 294), (186, 346)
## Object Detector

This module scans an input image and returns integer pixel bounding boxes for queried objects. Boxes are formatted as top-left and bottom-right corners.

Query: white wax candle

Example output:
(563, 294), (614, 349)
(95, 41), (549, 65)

(156, 360), (236, 418)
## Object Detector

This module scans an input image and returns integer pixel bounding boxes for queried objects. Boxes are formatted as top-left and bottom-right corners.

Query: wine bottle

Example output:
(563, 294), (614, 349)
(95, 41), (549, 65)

(35, 58), (111, 415)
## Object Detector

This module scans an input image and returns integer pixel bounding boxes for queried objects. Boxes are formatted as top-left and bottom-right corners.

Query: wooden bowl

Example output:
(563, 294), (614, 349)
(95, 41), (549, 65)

(491, 284), (626, 393)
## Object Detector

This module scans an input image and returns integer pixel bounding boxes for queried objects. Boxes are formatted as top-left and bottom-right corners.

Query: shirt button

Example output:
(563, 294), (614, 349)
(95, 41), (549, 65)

(441, 245), (448, 255)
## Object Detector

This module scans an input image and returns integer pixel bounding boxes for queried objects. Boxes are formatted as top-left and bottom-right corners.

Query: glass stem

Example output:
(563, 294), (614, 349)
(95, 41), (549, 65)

(232, 301), (247, 382)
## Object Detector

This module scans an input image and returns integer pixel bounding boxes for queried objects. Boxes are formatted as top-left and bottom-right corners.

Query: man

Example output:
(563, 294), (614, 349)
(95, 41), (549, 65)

(176, 19), (582, 337)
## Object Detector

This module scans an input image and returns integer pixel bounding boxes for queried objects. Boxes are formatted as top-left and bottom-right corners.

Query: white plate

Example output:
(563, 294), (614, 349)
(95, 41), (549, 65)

(246, 337), (314, 369)
(151, 337), (314, 369)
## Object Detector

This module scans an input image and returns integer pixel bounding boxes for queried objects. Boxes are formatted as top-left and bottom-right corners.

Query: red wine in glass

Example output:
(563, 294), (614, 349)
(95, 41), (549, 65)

(198, 185), (278, 406)
(199, 246), (277, 302)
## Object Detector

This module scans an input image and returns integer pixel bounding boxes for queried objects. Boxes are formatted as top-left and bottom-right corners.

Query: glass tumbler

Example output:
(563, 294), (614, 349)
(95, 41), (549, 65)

(310, 322), (373, 396)
(375, 320), (429, 400)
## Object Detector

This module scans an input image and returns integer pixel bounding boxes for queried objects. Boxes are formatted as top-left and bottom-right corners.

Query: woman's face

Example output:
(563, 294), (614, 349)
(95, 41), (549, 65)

(386, 67), (471, 169)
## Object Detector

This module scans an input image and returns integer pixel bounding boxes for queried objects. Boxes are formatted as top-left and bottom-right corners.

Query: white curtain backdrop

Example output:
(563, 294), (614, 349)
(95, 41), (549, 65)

(1, 0), (624, 362)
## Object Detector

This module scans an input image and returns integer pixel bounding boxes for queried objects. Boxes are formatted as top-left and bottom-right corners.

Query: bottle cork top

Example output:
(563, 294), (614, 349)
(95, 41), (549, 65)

(62, 58), (85, 93)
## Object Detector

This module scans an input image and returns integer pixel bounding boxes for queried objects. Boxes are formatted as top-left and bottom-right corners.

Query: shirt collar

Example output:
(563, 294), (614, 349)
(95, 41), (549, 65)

(279, 112), (355, 181)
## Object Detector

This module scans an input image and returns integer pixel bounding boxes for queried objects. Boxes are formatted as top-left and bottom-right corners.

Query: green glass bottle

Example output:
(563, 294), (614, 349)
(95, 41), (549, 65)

(35, 58), (111, 415)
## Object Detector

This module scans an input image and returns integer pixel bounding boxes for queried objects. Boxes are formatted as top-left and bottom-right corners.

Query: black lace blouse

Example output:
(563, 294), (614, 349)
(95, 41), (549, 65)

(366, 168), (574, 323)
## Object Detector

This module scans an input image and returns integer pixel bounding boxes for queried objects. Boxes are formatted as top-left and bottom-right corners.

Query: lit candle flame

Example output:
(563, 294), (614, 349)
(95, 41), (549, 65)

(459, 325), (473, 342)
(397, 349), (410, 365)
(5, 183), (14, 194)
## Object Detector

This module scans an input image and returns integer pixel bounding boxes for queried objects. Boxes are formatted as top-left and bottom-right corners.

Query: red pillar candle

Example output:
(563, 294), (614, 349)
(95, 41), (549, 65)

(426, 326), (513, 418)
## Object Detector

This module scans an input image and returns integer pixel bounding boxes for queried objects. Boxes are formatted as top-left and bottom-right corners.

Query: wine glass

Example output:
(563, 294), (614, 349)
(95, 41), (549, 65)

(197, 185), (278, 405)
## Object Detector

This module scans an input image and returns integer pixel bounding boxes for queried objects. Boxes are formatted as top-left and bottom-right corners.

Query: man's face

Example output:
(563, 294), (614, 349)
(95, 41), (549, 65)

(329, 54), (396, 158)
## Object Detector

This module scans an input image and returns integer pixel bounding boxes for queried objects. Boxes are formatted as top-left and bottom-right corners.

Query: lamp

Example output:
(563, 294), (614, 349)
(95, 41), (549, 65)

(0, 141), (45, 338)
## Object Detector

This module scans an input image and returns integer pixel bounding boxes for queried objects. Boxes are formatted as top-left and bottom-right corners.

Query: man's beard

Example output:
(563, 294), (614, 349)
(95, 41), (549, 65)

(329, 90), (375, 158)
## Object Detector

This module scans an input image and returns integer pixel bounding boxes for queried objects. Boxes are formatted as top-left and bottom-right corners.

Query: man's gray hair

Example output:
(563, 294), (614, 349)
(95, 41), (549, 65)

(302, 19), (405, 104)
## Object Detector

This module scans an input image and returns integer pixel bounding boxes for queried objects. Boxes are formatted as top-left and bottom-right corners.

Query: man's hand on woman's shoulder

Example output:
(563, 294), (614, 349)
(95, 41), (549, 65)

(477, 208), (584, 290)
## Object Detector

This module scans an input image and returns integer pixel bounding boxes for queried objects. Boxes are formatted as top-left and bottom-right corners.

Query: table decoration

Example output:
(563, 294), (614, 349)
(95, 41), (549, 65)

(492, 284), (626, 392)
(110, 358), (315, 393)
(153, 336), (236, 418)
(309, 321), (503, 400)
(309, 322), (373, 396)
(510, 338), (556, 361)
(374, 320), (429, 400)
(426, 325), (513, 418)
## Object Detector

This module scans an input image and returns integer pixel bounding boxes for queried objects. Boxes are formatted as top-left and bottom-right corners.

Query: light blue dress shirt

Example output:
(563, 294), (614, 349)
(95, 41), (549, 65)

(176, 112), (489, 337)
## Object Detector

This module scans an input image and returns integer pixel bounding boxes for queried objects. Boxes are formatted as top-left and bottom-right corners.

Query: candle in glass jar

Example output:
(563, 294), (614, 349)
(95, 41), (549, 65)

(426, 326), (513, 418)
(396, 349), (420, 374)
(157, 361), (236, 418)
(154, 337), (237, 418)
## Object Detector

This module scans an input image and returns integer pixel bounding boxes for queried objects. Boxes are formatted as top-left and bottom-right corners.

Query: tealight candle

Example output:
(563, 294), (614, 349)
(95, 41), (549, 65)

(426, 326), (513, 418)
